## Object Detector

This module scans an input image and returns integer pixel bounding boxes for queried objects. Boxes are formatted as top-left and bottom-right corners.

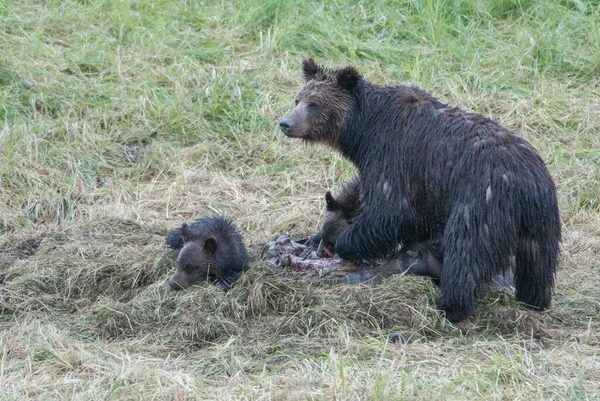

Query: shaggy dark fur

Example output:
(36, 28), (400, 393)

(318, 177), (441, 276)
(319, 178), (515, 288)
(166, 216), (250, 291)
(280, 58), (561, 322)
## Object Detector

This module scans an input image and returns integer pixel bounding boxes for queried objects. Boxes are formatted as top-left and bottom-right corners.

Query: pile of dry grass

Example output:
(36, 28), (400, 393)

(1, 209), (599, 399)
(1, 216), (562, 354)
(1, 220), (171, 313)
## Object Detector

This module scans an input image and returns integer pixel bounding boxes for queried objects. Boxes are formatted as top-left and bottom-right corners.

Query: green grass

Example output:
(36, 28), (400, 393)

(1, 0), (599, 399)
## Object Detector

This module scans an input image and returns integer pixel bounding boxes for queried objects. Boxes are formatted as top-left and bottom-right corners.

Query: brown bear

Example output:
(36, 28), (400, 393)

(280, 59), (560, 322)
(165, 217), (250, 291)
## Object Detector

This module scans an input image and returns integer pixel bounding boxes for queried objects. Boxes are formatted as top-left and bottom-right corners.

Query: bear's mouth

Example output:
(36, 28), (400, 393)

(282, 128), (304, 139)
(280, 124), (311, 140)
(279, 114), (313, 140)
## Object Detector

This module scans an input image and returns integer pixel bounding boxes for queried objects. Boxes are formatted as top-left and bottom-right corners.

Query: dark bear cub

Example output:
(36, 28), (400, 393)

(280, 59), (561, 322)
(321, 178), (516, 289)
(319, 177), (443, 279)
(318, 176), (362, 254)
(303, 177), (361, 253)
(166, 216), (250, 291)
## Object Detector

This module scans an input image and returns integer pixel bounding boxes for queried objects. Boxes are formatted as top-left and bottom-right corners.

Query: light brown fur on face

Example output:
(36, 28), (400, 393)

(279, 59), (359, 146)
(280, 81), (354, 146)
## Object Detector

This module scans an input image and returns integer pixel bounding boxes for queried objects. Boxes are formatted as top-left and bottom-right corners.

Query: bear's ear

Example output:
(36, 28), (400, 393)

(336, 66), (359, 91)
(204, 237), (218, 254)
(325, 191), (339, 211)
(180, 223), (198, 243)
(303, 58), (320, 82)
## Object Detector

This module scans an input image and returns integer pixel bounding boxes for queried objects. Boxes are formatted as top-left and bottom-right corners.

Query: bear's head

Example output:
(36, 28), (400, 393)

(318, 179), (361, 254)
(318, 190), (351, 254)
(279, 58), (360, 146)
(168, 223), (222, 290)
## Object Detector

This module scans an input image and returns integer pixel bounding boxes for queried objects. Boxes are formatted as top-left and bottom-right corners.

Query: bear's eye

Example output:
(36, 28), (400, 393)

(294, 99), (299, 106)
(308, 102), (318, 109)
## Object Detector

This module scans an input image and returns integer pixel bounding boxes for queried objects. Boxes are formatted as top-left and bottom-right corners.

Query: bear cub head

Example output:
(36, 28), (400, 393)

(318, 177), (362, 254)
(167, 217), (249, 291)
(168, 223), (222, 290)
(279, 58), (360, 146)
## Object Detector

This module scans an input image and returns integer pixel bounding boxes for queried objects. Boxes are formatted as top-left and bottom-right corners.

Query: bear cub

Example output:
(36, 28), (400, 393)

(318, 177), (443, 279)
(318, 176), (362, 254)
(320, 178), (515, 289)
(166, 216), (250, 291)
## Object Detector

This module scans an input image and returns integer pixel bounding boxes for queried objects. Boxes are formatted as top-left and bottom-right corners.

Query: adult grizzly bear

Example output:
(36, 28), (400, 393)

(279, 59), (561, 322)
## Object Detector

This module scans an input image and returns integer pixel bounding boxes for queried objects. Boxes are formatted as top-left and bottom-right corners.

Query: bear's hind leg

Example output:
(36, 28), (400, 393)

(436, 205), (509, 322)
(514, 235), (556, 311)
(437, 257), (477, 322)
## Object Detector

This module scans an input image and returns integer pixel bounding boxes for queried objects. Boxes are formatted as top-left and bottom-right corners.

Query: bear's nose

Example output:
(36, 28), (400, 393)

(279, 119), (294, 134)
(167, 277), (183, 290)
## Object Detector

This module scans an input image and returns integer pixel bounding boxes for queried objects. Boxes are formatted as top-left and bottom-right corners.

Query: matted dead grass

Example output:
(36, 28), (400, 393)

(1, 210), (598, 399)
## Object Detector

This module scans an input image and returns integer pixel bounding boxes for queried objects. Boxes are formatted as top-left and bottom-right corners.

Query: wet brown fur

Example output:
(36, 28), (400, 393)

(280, 59), (561, 322)
(166, 217), (249, 291)
(319, 177), (362, 253)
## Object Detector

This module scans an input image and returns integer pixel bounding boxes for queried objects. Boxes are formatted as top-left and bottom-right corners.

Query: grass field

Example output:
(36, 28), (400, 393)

(1, 0), (599, 399)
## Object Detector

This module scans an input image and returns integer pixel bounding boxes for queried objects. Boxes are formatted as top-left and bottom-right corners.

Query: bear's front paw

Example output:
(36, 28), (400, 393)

(304, 233), (322, 250)
(214, 278), (231, 292)
(435, 298), (472, 323)
(335, 231), (361, 262)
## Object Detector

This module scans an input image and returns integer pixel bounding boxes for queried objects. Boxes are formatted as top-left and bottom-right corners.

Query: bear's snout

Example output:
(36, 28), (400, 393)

(279, 119), (294, 135)
(167, 277), (185, 290)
